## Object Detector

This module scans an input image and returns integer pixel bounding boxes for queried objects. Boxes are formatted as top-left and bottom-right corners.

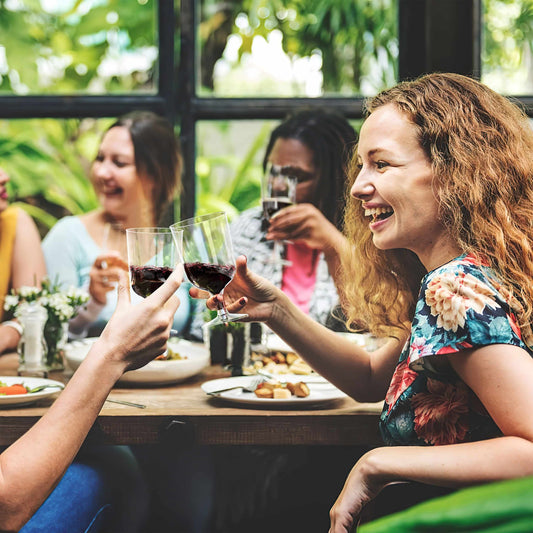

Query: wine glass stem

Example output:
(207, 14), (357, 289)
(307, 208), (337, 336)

(217, 292), (230, 325)
(272, 240), (282, 263)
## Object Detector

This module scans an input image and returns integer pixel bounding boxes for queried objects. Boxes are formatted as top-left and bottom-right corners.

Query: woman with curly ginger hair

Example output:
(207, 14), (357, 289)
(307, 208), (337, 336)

(192, 72), (533, 531)
(341, 72), (533, 342)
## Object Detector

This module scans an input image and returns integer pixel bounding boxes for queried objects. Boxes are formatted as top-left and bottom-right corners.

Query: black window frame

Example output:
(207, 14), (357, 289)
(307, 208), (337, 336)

(1, 0), (532, 221)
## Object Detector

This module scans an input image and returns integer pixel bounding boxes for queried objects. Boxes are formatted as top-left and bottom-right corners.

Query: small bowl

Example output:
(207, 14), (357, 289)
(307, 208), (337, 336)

(65, 338), (209, 386)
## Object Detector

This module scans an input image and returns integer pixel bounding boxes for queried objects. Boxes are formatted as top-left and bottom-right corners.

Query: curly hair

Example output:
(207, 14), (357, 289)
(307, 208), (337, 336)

(263, 108), (358, 230)
(341, 72), (533, 338)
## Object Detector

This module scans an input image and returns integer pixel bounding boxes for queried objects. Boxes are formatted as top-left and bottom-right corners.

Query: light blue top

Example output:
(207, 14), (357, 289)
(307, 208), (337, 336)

(43, 216), (191, 338)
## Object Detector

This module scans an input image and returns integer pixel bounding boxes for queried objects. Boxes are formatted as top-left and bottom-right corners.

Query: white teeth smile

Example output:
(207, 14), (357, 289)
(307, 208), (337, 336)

(364, 206), (394, 218)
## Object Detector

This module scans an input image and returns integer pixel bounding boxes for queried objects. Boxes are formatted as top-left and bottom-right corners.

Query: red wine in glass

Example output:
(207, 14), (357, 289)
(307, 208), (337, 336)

(130, 265), (174, 298)
(262, 198), (293, 221)
(170, 211), (247, 327)
(184, 262), (235, 295)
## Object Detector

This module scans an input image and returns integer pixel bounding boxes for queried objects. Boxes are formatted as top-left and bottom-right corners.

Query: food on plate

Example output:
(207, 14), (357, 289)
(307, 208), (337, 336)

(253, 379), (310, 399)
(246, 351), (313, 376)
(0, 383), (28, 395)
(273, 388), (292, 399)
(286, 381), (311, 397)
(155, 342), (186, 361)
(0, 381), (60, 395)
(255, 387), (275, 399)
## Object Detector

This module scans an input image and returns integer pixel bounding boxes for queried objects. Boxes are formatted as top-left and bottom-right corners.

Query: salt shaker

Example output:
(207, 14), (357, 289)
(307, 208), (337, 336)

(17, 302), (48, 378)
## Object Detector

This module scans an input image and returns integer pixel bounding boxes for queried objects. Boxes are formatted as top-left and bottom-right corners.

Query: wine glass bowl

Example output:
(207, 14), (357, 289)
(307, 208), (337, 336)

(261, 163), (298, 266)
(170, 211), (246, 327)
(126, 228), (178, 298)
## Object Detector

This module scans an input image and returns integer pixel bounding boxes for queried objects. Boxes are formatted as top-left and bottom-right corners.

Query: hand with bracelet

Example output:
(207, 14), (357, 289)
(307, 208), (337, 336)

(0, 320), (23, 353)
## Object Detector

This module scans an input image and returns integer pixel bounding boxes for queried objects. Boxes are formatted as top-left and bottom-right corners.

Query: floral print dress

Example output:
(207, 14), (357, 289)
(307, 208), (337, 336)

(380, 254), (533, 446)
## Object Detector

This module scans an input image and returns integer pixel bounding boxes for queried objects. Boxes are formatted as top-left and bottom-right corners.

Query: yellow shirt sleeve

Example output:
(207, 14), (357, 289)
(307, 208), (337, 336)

(0, 206), (19, 320)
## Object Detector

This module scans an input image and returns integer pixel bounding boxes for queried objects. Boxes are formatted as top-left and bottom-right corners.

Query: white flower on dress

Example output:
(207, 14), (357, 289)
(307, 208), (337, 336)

(425, 272), (497, 332)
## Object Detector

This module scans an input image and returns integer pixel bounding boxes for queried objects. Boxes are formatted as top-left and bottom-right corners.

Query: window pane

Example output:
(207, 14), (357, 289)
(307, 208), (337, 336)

(0, 117), (111, 235)
(195, 117), (362, 218)
(0, 1), (157, 95)
(198, 0), (398, 98)
(196, 120), (276, 218)
(481, 0), (533, 95)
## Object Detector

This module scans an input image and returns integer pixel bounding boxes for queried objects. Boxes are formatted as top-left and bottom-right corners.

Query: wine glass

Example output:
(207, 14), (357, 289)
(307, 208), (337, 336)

(261, 163), (298, 266)
(126, 228), (178, 298)
(170, 211), (246, 327)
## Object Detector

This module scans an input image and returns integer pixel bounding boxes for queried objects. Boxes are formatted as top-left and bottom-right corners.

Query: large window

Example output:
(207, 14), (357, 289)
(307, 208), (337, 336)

(0, 0), (532, 231)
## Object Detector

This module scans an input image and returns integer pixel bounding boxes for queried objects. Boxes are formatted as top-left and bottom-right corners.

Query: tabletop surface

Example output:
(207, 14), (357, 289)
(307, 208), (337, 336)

(0, 350), (384, 447)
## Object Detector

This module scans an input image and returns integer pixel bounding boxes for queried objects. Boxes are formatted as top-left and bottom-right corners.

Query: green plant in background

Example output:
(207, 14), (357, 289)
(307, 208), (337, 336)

(199, 0), (398, 96)
(482, 0), (533, 92)
(0, 118), (108, 235)
(195, 121), (272, 221)
(0, 0), (156, 95)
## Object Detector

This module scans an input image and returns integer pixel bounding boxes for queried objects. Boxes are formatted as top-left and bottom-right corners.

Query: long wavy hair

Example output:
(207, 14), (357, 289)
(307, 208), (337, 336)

(108, 111), (182, 224)
(263, 108), (358, 230)
(341, 72), (533, 338)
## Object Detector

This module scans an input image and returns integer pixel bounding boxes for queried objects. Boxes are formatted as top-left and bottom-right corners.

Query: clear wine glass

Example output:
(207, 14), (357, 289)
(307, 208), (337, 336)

(261, 163), (298, 266)
(125, 228), (178, 298)
(170, 211), (247, 327)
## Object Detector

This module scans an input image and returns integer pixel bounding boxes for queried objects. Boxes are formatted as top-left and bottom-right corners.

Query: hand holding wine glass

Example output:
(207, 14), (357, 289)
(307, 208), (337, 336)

(261, 163), (298, 266)
(126, 228), (177, 298)
(170, 211), (246, 327)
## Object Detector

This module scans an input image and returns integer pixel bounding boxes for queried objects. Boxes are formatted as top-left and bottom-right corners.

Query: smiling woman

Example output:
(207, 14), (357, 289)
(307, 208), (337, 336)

(42, 111), (191, 339)
(353, 103), (459, 268)
(190, 73), (533, 532)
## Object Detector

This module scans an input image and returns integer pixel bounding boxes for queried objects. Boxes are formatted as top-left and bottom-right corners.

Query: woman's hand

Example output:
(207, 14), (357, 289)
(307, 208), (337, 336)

(94, 268), (181, 372)
(266, 203), (345, 256)
(189, 255), (281, 325)
(89, 251), (128, 304)
(329, 450), (388, 533)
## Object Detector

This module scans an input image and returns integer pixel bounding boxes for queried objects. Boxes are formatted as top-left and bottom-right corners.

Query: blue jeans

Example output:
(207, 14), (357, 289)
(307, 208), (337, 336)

(21, 446), (148, 533)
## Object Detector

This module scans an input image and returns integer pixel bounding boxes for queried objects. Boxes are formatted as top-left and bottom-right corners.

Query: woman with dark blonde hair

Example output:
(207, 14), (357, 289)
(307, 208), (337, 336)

(192, 72), (533, 531)
(43, 110), (190, 338)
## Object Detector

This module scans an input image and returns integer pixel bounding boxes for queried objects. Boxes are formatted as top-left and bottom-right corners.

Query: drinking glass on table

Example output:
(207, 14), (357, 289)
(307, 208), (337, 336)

(170, 211), (247, 327)
(126, 228), (178, 298)
(261, 163), (298, 266)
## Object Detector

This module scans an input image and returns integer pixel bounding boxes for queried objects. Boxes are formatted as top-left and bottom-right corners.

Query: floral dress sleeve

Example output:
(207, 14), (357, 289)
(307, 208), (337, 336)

(409, 254), (532, 373)
(379, 254), (533, 447)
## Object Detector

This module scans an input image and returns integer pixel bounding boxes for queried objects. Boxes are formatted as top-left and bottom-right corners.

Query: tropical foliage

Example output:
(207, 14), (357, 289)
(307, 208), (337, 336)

(0, 0), (531, 234)
(0, 0), (157, 94)
(199, 0), (397, 96)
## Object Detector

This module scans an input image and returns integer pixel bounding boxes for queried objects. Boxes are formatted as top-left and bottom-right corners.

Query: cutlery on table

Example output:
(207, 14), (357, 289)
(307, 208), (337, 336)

(105, 398), (146, 409)
(206, 377), (264, 396)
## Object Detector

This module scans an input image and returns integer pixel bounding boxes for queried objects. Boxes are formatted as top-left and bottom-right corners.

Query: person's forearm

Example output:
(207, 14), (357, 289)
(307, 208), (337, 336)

(362, 437), (533, 490)
(0, 349), (125, 530)
(267, 293), (400, 401)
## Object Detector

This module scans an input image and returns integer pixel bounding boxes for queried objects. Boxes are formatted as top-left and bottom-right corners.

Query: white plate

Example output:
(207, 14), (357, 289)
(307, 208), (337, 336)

(65, 338), (210, 386)
(201, 376), (347, 408)
(0, 376), (64, 407)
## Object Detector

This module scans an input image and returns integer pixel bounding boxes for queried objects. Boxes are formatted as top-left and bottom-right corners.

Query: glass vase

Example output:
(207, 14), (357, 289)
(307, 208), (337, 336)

(44, 321), (68, 371)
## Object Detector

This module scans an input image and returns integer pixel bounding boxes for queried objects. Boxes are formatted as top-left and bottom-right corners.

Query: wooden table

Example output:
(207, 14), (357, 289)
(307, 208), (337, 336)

(0, 352), (384, 447)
